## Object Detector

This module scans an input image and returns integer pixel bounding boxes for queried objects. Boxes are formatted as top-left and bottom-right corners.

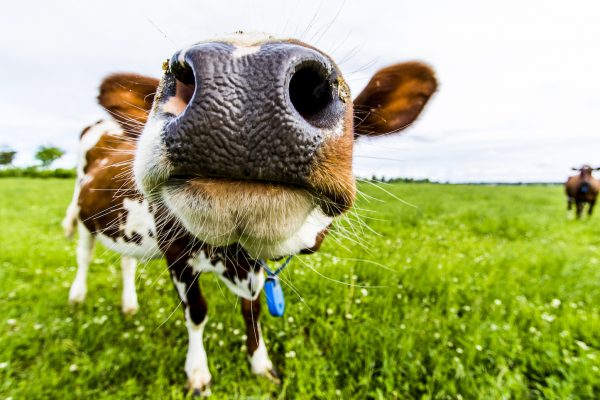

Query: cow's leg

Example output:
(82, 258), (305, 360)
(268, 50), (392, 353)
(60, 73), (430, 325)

(576, 201), (584, 219)
(588, 200), (596, 217)
(68, 222), (95, 304)
(120, 256), (139, 315)
(170, 266), (211, 396)
(241, 297), (279, 383)
(567, 197), (573, 210)
(61, 182), (80, 239)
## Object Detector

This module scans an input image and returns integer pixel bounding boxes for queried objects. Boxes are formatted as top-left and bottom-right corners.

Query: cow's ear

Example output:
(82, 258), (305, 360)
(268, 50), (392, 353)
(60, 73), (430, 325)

(98, 73), (159, 134)
(353, 62), (437, 137)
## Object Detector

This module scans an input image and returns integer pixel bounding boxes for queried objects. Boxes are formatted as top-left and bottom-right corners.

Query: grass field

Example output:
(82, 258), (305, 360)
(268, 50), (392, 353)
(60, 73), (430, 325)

(1, 178), (599, 399)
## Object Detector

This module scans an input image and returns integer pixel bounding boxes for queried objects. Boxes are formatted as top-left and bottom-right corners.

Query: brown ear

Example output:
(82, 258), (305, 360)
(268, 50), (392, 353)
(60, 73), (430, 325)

(353, 62), (437, 137)
(98, 73), (159, 135)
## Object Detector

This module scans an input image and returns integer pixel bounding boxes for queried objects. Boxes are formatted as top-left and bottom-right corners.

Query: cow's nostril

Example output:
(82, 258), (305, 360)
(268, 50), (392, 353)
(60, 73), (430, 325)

(170, 59), (195, 86)
(289, 64), (333, 123)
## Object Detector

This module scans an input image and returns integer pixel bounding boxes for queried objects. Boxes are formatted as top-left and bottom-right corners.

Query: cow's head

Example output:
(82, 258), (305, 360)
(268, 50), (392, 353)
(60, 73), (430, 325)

(572, 165), (600, 178)
(99, 33), (436, 259)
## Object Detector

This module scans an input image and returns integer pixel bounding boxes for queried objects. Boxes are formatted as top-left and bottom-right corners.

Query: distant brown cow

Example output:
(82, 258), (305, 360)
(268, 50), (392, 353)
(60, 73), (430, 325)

(565, 165), (600, 218)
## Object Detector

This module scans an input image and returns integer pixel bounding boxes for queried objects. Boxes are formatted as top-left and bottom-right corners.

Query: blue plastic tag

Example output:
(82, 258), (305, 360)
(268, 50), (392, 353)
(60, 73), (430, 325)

(264, 276), (285, 317)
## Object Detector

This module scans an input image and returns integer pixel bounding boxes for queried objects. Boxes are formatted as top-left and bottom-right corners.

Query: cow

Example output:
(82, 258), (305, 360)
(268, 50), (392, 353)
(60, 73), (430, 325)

(565, 165), (600, 218)
(62, 32), (437, 396)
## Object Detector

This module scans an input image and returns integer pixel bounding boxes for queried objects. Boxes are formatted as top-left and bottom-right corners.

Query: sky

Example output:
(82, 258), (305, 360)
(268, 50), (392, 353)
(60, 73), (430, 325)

(1, 0), (599, 183)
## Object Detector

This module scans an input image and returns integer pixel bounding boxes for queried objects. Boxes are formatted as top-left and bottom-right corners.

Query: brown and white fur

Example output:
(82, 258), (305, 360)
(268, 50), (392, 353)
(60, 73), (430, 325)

(63, 33), (437, 396)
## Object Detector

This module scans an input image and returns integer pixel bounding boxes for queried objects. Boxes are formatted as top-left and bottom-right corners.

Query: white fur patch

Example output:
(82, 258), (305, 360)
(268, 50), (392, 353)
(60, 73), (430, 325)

(171, 272), (188, 301)
(232, 45), (261, 58)
(250, 325), (273, 375)
(184, 310), (211, 391)
(240, 207), (332, 259)
(188, 251), (265, 301)
(68, 222), (95, 304)
(95, 198), (161, 260)
(121, 256), (139, 314)
(134, 116), (173, 197)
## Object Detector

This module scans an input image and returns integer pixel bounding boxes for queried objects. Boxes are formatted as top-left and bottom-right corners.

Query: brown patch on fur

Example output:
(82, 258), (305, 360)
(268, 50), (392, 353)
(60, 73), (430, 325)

(78, 134), (141, 239)
(353, 62), (437, 137)
(98, 73), (159, 135)
(308, 109), (356, 216)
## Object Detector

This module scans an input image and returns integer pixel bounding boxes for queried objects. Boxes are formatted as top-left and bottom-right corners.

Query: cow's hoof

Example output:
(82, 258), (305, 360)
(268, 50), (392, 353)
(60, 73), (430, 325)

(264, 368), (281, 385)
(186, 372), (212, 398)
(121, 304), (139, 315)
(121, 298), (139, 315)
(68, 284), (87, 304)
(187, 382), (211, 397)
(259, 367), (281, 385)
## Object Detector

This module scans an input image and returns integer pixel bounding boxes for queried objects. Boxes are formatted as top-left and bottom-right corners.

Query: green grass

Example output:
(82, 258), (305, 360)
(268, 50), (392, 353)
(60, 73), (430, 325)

(1, 178), (599, 399)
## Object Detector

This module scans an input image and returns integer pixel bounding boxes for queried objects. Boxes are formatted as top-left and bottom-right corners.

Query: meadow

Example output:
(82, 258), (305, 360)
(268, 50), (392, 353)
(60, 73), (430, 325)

(1, 178), (599, 399)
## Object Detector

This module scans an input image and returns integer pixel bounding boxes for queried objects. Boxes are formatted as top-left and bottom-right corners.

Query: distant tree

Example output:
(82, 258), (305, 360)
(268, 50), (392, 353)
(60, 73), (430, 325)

(35, 145), (65, 168)
(0, 146), (17, 167)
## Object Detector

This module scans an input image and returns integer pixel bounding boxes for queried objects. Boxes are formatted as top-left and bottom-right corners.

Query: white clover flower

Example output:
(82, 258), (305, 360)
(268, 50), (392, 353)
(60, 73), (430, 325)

(399, 324), (406, 330)
(551, 299), (561, 309)
(218, 340), (224, 347)
(475, 344), (483, 351)
(355, 299), (361, 304)
(490, 324), (498, 331)
(326, 308), (334, 316)
(216, 322), (223, 331)
(137, 326), (145, 332)
(0, 362), (8, 369)
(232, 329), (240, 335)
(456, 348), (463, 354)
(541, 313), (555, 323)
(575, 340), (589, 351)
(123, 332), (130, 339)
(493, 299), (502, 306)
(241, 334), (247, 341)
(6, 319), (16, 326)
(287, 317), (294, 323)
(69, 364), (78, 372)
(285, 350), (296, 358)
(396, 294), (402, 300)
(344, 313), (353, 320)
(34, 323), (43, 330)
(360, 288), (368, 297)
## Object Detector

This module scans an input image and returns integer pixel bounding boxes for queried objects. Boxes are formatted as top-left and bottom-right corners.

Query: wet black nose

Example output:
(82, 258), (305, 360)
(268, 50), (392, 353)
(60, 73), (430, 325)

(160, 41), (346, 185)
